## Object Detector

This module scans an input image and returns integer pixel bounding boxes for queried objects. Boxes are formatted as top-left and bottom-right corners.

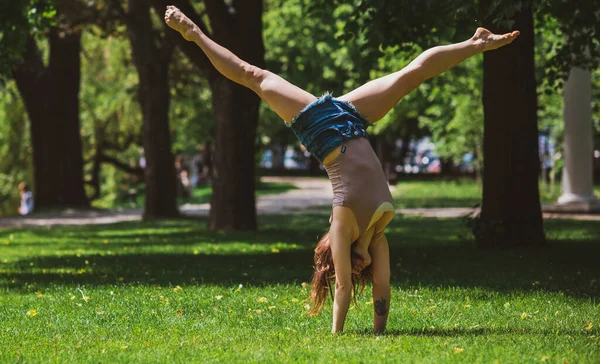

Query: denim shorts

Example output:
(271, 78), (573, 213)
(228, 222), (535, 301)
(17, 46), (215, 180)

(285, 94), (371, 163)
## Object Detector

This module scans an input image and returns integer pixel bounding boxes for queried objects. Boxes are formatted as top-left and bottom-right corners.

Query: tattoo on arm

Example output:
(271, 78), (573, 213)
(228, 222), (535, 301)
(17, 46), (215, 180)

(374, 297), (388, 316)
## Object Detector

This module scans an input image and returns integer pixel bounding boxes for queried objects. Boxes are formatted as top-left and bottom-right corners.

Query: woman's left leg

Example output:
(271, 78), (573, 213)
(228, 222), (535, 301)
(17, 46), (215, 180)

(164, 6), (317, 122)
(338, 28), (520, 123)
(369, 233), (390, 333)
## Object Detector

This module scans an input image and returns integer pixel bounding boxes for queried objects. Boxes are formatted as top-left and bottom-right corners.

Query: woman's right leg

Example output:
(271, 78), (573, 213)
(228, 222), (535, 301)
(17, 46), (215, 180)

(338, 28), (520, 123)
(164, 6), (316, 122)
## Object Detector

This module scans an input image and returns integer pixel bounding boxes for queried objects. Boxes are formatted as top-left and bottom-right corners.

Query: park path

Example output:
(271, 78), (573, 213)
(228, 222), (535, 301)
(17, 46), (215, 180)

(1, 177), (598, 228)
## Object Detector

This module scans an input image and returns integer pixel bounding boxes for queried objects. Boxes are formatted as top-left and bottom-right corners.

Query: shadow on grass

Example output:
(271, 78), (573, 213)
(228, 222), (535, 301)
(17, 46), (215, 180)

(353, 326), (588, 337)
(1, 215), (598, 299)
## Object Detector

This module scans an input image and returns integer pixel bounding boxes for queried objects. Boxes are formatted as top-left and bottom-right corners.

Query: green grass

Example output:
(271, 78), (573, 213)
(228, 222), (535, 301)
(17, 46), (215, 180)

(0, 215), (599, 363)
(393, 179), (600, 208)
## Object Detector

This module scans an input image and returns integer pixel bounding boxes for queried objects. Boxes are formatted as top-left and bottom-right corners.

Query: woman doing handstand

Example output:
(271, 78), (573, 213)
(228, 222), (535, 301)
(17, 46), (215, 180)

(164, 5), (519, 333)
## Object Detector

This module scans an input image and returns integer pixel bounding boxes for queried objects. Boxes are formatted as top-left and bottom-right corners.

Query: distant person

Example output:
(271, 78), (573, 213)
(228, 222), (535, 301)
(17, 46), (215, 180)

(165, 5), (519, 333)
(180, 169), (191, 199)
(18, 182), (34, 216)
(175, 156), (190, 199)
(200, 144), (213, 183)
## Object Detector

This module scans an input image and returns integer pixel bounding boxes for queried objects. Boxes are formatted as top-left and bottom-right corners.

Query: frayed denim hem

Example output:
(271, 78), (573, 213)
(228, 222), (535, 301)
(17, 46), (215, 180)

(285, 92), (334, 127)
(284, 92), (372, 127)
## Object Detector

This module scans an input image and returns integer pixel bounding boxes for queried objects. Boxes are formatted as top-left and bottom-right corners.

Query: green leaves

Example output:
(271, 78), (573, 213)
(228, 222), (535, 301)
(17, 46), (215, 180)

(0, 0), (56, 78)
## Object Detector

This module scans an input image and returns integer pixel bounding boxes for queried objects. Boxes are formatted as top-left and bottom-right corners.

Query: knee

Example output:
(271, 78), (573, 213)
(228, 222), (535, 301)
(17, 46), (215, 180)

(240, 62), (267, 91)
(372, 271), (390, 286)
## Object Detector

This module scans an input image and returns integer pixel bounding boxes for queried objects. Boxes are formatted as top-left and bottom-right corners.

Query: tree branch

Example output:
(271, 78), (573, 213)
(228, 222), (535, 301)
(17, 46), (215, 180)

(159, 31), (177, 66)
(107, 0), (131, 27)
(102, 132), (136, 152)
(100, 153), (144, 176)
(12, 35), (46, 100)
(204, 0), (234, 40)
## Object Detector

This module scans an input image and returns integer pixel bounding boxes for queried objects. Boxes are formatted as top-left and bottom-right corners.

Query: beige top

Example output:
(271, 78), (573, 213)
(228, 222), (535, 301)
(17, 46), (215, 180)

(324, 137), (395, 236)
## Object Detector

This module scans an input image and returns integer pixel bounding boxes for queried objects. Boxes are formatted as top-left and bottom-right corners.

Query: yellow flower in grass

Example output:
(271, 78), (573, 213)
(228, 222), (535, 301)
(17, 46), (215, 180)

(257, 297), (267, 303)
(173, 286), (183, 293)
(26, 309), (38, 317)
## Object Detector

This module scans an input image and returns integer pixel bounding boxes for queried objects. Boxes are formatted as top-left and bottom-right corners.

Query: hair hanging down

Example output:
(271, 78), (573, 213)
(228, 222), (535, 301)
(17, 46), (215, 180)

(308, 231), (373, 316)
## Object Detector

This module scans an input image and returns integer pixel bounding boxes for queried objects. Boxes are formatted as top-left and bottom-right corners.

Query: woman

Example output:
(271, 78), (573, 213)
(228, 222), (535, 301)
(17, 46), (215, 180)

(164, 6), (519, 333)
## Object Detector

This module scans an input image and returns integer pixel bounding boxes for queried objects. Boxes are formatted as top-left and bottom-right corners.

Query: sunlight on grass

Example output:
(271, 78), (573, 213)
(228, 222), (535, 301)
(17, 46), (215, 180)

(393, 179), (482, 208)
(0, 215), (599, 362)
(393, 179), (600, 208)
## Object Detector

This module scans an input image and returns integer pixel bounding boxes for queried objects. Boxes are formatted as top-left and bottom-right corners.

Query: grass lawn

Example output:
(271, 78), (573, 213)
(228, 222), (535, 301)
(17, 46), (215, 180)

(393, 179), (600, 208)
(0, 215), (598, 363)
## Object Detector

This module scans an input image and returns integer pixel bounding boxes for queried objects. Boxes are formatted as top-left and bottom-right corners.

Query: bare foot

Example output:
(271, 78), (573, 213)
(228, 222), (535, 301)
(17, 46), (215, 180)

(472, 27), (520, 52)
(164, 5), (197, 41)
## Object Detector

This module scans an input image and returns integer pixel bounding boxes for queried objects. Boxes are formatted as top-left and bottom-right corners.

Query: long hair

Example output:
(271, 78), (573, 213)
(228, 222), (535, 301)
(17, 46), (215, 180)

(308, 230), (373, 316)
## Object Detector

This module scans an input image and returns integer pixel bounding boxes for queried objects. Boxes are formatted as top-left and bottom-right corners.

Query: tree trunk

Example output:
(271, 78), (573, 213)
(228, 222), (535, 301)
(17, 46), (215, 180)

(151, 0), (266, 229)
(128, 0), (178, 218)
(208, 77), (259, 230)
(205, 0), (265, 231)
(13, 30), (89, 209)
(476, 2), (545, 247)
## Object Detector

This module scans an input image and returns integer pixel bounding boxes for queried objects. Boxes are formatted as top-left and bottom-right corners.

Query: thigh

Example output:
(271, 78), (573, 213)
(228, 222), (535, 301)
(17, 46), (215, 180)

(337, 64), (423, 123)
(331, 205), (360, 243)
(256, 71), (318, 123)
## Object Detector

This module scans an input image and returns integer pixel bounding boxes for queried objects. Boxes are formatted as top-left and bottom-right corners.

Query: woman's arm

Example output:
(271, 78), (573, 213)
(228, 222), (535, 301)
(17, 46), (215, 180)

(329, 209), (356, 333)
(369, 234), (391, 333)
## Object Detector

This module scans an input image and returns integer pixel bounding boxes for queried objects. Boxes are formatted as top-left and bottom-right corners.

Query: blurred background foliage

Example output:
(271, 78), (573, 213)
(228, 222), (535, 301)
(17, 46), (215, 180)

(0, 0), (598, 215)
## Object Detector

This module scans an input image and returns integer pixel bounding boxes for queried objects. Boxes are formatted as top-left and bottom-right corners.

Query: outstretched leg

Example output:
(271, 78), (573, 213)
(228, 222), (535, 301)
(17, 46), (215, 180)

(164, 6), (316, 122)
(338, 28), (520, 123)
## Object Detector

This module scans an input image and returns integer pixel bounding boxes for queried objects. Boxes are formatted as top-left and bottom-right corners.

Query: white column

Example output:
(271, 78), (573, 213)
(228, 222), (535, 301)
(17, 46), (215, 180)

(558, 67), (598, 205)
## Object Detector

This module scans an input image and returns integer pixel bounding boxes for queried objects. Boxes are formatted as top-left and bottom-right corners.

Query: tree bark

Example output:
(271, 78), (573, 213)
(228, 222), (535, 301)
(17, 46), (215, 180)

(13, 30), (89, 209)
(153, 0), (265, 230)
(206, 0), (264, 231)
(208, 77), (259, 230)
(127, 0), (179, 218)
(476, 2), (545, 247)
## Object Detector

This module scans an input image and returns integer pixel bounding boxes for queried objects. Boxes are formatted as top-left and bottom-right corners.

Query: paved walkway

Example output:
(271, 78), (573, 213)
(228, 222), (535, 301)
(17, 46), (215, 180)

(1, 177), (598, 228)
